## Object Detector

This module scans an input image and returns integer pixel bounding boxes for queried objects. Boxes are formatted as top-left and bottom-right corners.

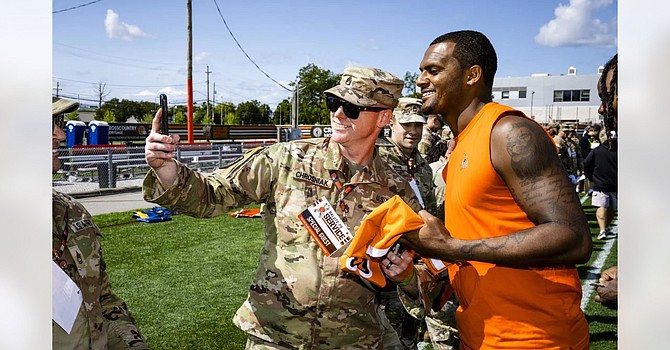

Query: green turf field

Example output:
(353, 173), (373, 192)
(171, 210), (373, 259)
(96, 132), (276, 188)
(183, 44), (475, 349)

(96, 197), (617, 349)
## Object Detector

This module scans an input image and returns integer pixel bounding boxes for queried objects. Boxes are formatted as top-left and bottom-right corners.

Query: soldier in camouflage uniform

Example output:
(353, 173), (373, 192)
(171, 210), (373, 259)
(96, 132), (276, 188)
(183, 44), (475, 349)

(52, 98), (148, 349)
(143, 67), (422, 349)
(376, 97), (434, 350)
(417, 114), (444, 159)
(378, 97), (437, 217)
(378, 98), (459, 350)
(555, 124), (583, 185)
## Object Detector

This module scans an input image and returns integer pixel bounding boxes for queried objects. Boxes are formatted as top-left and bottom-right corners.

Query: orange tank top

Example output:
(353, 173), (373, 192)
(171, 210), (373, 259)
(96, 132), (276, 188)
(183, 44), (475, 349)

(444, 103), (589, 350)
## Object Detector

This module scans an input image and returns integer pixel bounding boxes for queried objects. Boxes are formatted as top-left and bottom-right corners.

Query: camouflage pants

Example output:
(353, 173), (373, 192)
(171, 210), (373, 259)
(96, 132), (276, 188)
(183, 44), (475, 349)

(245, 335), (295, 350)
(380, 290), (419, 350)
(424, 295), (460, 350)
(244, 305), (402, 350)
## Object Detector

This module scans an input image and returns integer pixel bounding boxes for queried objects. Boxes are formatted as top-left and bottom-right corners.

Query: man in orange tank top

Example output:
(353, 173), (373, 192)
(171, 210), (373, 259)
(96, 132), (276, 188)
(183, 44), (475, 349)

(382, 30), (593, 349)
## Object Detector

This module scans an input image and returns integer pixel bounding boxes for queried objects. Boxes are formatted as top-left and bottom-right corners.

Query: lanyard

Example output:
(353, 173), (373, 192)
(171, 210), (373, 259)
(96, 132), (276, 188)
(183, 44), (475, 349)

(52, 210), (69, 270)
(406, 156), (415, 179)
(322, 138), (358, 220)
(329, 170), (357, 220)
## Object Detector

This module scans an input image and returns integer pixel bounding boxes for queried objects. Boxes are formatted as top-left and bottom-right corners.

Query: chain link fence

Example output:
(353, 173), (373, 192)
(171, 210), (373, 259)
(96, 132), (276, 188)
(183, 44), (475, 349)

(53, 141), (274, 196)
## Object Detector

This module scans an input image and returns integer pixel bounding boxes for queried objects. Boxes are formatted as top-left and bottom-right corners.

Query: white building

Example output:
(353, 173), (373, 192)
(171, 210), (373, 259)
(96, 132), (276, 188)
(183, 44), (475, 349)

(493, 66), (604, 125)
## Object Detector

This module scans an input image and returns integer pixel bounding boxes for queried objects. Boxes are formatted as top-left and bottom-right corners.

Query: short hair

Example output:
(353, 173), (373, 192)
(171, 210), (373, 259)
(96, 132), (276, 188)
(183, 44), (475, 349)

(430, 30), (497, 88)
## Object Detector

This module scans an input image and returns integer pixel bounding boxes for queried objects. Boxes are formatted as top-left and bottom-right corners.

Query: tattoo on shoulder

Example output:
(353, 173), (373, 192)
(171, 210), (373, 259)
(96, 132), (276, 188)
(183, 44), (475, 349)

(505, 122), (553, 181)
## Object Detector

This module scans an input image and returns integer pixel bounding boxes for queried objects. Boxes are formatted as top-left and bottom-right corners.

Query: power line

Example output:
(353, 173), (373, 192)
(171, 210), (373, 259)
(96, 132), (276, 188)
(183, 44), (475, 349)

(212, 0), (293, 92)
(52, 76), (202, 89)
(53, 0), (104, 14)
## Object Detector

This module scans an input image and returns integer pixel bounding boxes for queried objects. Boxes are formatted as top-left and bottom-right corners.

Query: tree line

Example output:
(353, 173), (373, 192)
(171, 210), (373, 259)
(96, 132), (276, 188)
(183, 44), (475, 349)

(65, 64), (421, 126)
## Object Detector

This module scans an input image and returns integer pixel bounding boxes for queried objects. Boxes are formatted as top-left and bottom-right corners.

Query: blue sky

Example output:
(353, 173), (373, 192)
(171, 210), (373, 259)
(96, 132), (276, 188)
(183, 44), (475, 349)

(52, 0), (617, 108)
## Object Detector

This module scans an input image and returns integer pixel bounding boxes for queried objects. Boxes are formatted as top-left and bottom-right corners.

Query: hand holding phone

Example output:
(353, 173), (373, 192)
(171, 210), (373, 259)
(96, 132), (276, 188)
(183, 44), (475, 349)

(159, 94), (169, 135)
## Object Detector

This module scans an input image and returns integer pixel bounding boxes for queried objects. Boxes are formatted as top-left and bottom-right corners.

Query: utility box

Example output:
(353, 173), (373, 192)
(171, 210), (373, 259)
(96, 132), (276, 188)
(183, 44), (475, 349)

(88, 120), (110, 145)
(65, 121), (86, 148)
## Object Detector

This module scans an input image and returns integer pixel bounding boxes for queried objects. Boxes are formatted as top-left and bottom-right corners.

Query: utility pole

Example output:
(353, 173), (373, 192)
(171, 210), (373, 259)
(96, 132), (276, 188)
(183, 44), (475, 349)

(212, 82), (217, 121)
(186, 0), (194, 143)
(206, 65), (211, 121)
(54, 81), (61, 97)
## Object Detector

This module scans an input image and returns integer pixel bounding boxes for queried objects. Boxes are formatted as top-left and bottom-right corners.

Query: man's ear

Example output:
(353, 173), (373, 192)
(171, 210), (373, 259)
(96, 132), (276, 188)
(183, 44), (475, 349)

(465, 65), (483, 86)
(377, 109), (392, 128)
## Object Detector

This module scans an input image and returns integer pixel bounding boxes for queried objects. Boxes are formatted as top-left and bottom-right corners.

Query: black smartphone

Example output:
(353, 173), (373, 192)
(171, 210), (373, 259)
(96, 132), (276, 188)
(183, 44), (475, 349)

(390, 243), (405, 256)
(159, 94), (169, 135)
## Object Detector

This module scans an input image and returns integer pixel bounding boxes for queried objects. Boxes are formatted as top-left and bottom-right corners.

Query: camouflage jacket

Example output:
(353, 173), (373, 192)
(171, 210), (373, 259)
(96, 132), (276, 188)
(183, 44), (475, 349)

(377, 142), (437, 217)
(143, 138), (420, 349)
(555, 136), (583, 175)
(418, 126), (440, 159)
(52, 190), (148, 350)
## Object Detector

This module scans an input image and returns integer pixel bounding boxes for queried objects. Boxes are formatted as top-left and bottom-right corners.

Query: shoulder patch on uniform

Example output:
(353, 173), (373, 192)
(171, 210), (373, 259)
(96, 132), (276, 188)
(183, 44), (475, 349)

(70, 218), (95, 232)
(293, 171), (333, 188)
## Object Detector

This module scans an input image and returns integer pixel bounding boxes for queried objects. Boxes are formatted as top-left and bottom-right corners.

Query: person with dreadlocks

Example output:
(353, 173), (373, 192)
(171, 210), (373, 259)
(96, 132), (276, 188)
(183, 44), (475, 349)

(585, 54), (618, 241)
(590, 53), (618, 309)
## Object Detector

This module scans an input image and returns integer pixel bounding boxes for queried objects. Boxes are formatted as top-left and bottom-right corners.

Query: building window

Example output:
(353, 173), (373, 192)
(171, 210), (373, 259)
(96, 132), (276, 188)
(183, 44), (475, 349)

(501, 90), (509, 99)
(518, 87), (527, 99)
(580, 90), (590, 101)
(553, 89), (591, 102)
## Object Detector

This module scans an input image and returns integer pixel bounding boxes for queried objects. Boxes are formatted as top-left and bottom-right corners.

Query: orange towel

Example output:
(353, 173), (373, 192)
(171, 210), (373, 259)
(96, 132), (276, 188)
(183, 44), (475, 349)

(340, 195), (425, 287)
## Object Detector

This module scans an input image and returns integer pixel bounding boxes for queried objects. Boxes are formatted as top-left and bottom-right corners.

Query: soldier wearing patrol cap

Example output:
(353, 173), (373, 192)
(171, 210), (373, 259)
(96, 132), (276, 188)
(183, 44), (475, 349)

(143, 66), (422, 349)
(378, 97), (437, 217)
(377, 97), (438, 349)
(51, 98), (148, 349)
(555, 123), (584, 184)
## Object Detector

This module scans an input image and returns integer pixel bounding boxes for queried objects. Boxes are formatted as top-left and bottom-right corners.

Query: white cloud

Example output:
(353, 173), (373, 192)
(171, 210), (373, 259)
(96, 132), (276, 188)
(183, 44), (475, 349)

(535, 0), (617, 47)
(105, 9), (147, 41)
(194, 52), (209, 63)
(136, 87), (187, 98)
(157, 87), (187, 96)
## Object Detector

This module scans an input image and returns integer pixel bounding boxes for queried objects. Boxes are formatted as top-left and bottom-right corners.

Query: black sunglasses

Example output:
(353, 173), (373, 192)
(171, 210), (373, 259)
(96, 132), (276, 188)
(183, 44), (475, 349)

(53, 115), (66, 129)
(326, 95), (387, 120)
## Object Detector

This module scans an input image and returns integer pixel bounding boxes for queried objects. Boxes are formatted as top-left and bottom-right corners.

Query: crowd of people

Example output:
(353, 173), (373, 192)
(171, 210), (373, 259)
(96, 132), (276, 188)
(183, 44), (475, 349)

(52, 30), (618, 349)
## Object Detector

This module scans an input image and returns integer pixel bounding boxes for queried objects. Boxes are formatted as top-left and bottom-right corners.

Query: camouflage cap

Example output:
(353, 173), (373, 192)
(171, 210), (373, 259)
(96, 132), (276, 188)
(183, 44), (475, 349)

(546, 122), (559, 131)
(52, 97), (79, 116)
(393, 97), (426, 124)
(561, 124), (575, 132)
(324, 67), (403, 108)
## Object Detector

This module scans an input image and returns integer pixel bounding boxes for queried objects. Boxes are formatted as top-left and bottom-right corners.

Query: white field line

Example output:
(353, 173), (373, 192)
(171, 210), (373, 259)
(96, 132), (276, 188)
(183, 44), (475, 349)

(579, 194), (617, 310)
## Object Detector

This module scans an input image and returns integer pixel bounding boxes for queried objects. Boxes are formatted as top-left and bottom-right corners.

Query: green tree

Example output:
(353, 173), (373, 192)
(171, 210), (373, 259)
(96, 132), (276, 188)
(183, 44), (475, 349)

(237, 100), (264, 125)
(202, 114), (213, 125)
(65, 110), (80, 121)
(273, 99), (292, 125)
(139, 112), (154, 123)
(259, 103), (272, 125)
(291, 64), (340, 125)
(223, 111), (240, 125)
(213, 102), (236, 125)
(95, 98), (156, 122)
(174, 110), (186, 124)
(101, 109), (116, 123)
(403, 71), (421, 98)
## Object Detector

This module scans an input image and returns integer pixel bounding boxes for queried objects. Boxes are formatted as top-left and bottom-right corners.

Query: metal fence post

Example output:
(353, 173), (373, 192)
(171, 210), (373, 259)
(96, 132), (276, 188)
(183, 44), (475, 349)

(218, 145), (223, 168)
(107, 148), (115, 188)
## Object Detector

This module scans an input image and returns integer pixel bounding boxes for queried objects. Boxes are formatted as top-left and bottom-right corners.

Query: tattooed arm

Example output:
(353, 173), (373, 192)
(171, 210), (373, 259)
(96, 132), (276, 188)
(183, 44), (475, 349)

(401, 115), (592, 267)
(483, 115), (591, 265)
